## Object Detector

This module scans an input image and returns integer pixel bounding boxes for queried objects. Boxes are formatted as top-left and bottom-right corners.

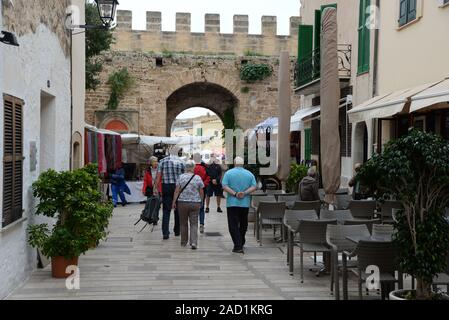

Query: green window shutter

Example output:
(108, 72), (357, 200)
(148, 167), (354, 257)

(297, 24), (314, 86)
(407, 0), (417, 21)
(399, 0), (408, 26)
(314, 10), (322, 50)
(357, 0), (370, 74)
(304, 128), (312, 161)
(196, 128), (203, 136)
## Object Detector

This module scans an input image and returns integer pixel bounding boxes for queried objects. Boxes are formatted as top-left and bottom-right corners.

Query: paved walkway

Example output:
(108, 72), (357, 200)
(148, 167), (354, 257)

(9, 201), (383, 300)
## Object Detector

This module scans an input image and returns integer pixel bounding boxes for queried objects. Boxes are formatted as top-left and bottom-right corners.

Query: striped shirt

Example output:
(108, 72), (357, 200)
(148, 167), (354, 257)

(157, 156), (185, 184)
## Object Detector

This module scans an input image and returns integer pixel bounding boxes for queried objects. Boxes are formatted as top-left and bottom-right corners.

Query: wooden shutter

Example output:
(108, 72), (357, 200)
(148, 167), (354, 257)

(304, 128), (312, 161)
(314, 10), (322, 51)
(297, 24), (314, 86)
(358, 0), (371, 74)
(399, 0), (408, 26)
(3, 95), (23, 228)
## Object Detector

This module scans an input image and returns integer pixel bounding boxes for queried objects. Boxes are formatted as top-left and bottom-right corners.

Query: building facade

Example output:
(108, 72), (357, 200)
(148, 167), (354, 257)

(348, 0), (449, 155)
(0, 0), (85, 299)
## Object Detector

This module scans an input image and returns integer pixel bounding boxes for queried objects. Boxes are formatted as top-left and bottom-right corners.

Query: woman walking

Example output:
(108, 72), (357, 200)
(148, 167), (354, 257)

(142, 156), (162, 225)
(172, 160), (204, 250)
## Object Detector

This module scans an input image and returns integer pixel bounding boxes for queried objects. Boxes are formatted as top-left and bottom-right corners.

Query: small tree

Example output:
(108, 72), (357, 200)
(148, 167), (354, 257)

(85, 1), (114, 90)
(357, 129), (449, 299)
(106, 68), (134, 110)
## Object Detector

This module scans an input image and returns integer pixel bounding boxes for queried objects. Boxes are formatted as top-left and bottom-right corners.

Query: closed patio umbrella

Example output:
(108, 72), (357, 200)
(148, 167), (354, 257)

(277, 51), (292, 187)
(320, 7), (341, 205)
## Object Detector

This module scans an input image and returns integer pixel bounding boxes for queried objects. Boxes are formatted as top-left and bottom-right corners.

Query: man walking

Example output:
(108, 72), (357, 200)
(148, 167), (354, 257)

(205, 156), (224, 213)
(222, 157), (257, 254)
(156, 148), (185, 240)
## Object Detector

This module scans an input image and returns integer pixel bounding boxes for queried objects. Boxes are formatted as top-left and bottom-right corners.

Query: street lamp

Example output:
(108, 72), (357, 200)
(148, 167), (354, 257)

(0, 31), (19, 46)
(95, 0), (120, 28)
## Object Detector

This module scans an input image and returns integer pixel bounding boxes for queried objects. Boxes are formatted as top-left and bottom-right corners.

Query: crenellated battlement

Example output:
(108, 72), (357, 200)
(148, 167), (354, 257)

(113, 10), (301, 56)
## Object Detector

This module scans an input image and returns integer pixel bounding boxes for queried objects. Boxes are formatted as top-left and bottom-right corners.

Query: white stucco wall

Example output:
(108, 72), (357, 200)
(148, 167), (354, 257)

(0, 24), (71, 299)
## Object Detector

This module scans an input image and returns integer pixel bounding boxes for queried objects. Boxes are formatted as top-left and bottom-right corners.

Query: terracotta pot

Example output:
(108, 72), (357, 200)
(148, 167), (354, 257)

(51, 256), (79, 278)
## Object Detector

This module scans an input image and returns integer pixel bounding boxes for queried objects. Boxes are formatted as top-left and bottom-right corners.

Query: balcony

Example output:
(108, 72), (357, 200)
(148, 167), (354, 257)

(294, 44), (352, 96)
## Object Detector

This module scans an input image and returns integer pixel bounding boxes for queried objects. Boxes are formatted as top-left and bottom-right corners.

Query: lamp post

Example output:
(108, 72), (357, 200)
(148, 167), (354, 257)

(95, 0), (120, 29)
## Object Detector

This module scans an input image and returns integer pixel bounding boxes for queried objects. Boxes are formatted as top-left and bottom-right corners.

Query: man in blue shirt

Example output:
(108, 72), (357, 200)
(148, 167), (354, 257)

(222, 156), (257, 254)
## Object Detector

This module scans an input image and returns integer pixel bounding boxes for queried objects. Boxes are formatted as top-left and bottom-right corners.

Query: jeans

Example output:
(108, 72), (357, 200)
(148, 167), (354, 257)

(227, 207), (249, 250)
(111, 184), (127, 206)
(162, 183), (180, 237)
(199, 188), (206, 226)
(178, 202), (201, 247)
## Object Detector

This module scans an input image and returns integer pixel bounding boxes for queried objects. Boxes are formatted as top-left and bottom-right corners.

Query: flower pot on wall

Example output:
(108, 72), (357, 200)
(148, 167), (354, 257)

(51, 256), (79, 278)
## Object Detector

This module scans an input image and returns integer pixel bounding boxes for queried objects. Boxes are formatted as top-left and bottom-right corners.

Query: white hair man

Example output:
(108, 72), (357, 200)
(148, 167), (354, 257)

(221, 156), (257, 254)
(299, 166), (320, 201)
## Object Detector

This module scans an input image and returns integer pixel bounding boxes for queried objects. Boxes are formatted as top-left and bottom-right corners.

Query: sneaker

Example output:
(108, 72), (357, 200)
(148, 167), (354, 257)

(205, 208), (210, 213)
(200, 225), (204, 234)
(232, 248), (244, 254)
(191, 245), (197, 250)
(163, 235), (169, 240)
(217, 207), (223, 213)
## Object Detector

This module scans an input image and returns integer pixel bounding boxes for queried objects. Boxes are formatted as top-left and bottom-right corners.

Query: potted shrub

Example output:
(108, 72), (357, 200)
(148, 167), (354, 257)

(286, 163), (308, 193)
(357, 129), (449, 300)
(28, 164), (113, 278)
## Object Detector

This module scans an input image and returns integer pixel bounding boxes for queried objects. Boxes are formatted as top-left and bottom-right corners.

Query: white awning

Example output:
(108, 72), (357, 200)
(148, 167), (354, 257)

(410, 78), (449, 113)
(348, 81), (443, 123)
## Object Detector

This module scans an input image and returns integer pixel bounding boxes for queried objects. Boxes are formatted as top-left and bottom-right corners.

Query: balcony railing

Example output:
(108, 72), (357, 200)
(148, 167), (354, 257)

(295, 44), (352, 88)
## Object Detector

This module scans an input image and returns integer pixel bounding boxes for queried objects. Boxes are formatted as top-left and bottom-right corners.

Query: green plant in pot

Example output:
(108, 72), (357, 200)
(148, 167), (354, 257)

(28, 164), (113, 278)
(286, 163), (308, 194)
(357, 129), (449, 300)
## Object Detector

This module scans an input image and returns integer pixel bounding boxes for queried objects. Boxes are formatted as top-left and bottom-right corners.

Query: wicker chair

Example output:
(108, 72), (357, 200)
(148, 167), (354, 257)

(277, 194), (300, 209)
(252, 195), (275, 237)
(348, 200), (377, 219)
(257, 201), (286, 246)
(432, 254), (449, 294)
(320, 209), (354, 224)
(380, 200), (402, 224)
(335, 194), (351, 210)
(343, 218), (381, 234)
(326, 224), (371, 300)
(342, 241), (401, 300)
(296, 219), (338, 283)
(283, 210), (318, 275)
(292, 200), (321, 216)
(372, 224), (395, 240)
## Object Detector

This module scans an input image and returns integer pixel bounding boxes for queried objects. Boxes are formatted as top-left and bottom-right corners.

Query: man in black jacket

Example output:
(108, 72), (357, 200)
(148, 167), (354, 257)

(205, 157), (224, 213)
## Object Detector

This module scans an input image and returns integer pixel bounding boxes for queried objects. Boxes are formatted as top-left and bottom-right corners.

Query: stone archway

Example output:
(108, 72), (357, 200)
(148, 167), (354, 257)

(166, 82), (239, 136)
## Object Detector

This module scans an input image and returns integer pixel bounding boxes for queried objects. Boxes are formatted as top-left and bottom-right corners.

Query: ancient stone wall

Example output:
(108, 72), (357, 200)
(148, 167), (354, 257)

(85, 52), (300, 136)
(113, 10), (301, 56)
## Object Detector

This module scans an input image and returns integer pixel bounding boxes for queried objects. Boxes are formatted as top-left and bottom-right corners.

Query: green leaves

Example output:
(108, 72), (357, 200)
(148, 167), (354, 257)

(106, 68), (134, 110)
(28, 164), (114, 259)
(357, 129), (449, 299)
(286, 164), (308, 193)
(240, 63), (273, 83)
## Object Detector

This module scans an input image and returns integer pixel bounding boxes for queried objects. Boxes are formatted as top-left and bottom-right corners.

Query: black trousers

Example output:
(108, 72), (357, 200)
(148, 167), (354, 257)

(162, 183), (180, 236)
(227, 207), (249, 250)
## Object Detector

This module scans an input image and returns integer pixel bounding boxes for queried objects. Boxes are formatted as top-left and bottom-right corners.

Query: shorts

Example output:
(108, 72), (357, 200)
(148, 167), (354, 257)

(206, 183), (224, 197)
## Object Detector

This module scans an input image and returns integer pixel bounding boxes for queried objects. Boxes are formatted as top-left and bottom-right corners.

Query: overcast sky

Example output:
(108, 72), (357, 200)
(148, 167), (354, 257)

(116, 0), (301, 35)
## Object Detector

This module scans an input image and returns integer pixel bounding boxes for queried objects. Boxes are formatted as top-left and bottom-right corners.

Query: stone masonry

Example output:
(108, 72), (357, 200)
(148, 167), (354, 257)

(85, 11), (301, 136)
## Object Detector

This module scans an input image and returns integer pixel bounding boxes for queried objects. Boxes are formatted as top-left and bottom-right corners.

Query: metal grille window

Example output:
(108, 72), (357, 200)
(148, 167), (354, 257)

(2, 95), (24, 228)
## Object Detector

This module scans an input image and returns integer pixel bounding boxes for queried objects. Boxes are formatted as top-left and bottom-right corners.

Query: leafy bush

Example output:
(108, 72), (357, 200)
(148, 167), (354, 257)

(357, 129), (449, 299)
(107, 68), (134, 110)
(28, 164), (114, 259)
(286, 163), (308, 193)
(240, 63), (273, 83)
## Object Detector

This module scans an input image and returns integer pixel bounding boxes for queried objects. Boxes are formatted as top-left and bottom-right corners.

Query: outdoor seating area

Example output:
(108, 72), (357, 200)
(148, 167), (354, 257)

(249, 189), (449, 300)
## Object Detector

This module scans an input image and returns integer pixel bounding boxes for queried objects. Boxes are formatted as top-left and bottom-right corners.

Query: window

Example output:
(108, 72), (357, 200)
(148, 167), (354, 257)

(399, 0), (417, 26)
(196, 128), (203, 136)
(2, 95), (24, 228)
(358, 0), (371, 74)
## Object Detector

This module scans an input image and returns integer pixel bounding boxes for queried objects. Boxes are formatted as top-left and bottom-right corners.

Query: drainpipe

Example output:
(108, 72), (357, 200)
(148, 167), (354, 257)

(69, 30), (74, 170)
(373, 0), (380, 97)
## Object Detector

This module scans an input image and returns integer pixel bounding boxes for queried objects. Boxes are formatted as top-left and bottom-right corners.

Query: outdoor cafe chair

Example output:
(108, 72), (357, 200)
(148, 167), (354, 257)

(343, 218), (381, 234)
(379, 200), (402, 224)
(320, 209), (354, 224)
(252, 190), (267, 196)
(296, 219), (337, 283)
(432, 254), (449, 294)
(372, 224), (395, 240)
(274, 192), (296, 201)
(326, 224), (371, 300)
(252, 195), (276, 238)
(348, 200), (377, 219)
(277, 194), (300, 209)
(318, 189), (326, 202)
(266, 189), (285, 196)
(292, 200), (321, 216)
(283, 210), (318, 275)
(342, 241), (401, 300)
(335, 194), (351, 210)
(257, 201), (286, 246)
